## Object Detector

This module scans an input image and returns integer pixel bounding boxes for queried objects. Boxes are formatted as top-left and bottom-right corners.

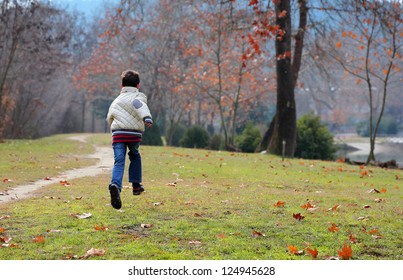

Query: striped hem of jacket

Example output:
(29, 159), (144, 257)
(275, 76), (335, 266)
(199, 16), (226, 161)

(112, 129), (143, 143)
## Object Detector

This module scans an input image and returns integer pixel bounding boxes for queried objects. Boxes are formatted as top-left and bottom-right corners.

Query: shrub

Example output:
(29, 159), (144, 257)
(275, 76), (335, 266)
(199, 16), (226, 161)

(209, 134), (222, 150)
(142, 123), (163, 146)
(235, 123), (262, 153)
(180, 125), (210, 149)
(295, 113), (336, 160)
(166, 123), (187, 147)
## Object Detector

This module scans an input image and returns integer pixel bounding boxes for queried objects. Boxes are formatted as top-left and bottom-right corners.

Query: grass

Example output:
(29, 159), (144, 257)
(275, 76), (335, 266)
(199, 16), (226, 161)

(0, 134), (402, 260)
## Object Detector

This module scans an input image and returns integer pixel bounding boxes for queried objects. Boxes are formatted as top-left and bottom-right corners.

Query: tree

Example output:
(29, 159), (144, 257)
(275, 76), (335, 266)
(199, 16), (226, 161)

(249, 0), (308, 157)
(324, 0), (403, 164)
(0, 0), (80, 139)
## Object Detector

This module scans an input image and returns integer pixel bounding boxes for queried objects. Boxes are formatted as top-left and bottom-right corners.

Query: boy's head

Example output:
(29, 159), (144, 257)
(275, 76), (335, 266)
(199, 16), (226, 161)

(121, 70), (140, 87)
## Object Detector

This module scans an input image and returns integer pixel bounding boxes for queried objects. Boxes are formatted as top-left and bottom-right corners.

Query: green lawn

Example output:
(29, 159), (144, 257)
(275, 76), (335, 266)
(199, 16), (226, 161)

(0, 134), (402, 260)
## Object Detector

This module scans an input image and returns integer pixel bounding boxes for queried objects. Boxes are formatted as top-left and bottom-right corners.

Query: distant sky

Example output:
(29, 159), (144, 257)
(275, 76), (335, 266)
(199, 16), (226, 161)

(47, 0), (119, 18)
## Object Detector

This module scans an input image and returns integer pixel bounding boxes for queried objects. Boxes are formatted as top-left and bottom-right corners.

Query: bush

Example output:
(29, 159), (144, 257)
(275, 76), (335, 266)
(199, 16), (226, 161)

(209, 134), (222, 150)
(180, 125), (210, 148)
(142, 123), (163, 146)
(295, 113), (336, 160)
(166, 123), (187, 147)
(235, 123), (262, 153)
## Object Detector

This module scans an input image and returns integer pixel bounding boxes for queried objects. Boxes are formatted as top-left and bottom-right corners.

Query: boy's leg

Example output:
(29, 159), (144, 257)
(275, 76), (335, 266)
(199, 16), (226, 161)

(110, 142), (126, 209)
(128, 142), (144, 195)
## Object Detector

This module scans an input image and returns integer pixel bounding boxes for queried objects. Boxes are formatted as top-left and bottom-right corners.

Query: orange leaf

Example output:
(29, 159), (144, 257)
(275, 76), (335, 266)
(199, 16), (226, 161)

(336, 41), (342, 48)
(288, 245), (304, 255)
(328, 223), (339, 232)
(380, 188), (387, 193)
(273, 201), (285, 207)
(349, 234), (358, 244)
(95, 225), (109, 231)
(0, 227), (5, 233)
(328, 204), (340, 211)
(293, 213), (305, 221)
(338, 243), (352, 260)
(301, 202), (314, 209)
(217, 233), (227, 239)
(307, 247), (318, 258)
(32, 235), (45, 243)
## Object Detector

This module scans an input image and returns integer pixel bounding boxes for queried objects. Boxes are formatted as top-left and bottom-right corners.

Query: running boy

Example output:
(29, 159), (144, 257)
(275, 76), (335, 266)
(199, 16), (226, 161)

(106, 70), (153, 209)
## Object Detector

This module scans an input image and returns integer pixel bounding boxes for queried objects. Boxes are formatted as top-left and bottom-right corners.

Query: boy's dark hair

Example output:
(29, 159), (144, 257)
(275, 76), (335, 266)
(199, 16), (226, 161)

(121, 70), (140, 87)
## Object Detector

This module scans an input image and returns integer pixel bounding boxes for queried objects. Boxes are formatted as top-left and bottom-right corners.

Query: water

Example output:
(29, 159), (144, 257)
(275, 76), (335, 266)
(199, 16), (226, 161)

(339, 141), (403, 167)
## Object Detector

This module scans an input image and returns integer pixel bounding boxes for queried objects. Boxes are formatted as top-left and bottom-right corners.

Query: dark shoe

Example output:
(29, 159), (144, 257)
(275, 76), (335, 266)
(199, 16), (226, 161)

(132, 183), (145, 196)
(109, 184), (121, 209)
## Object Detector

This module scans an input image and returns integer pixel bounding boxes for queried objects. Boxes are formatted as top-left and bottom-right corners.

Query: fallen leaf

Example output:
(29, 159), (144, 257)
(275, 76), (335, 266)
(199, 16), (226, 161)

(140, 223), (153, 229)
(75, 196), (83, 200)
(288, 245), (304, 255)
(328, 204), (341, 211)
(367, 189), (380, 193)
(252, 230), (266, 237)
(293, 213), (305, 220)
(363, 205), (371, 209)
(0, 215), (11, 220)
(380, 188), (387, 193)
(328, 223), (339, 232)
(0, 227), (5, 233)
(166, 182), (177, 187)
(194, 212), (203, 217)
(3, 178), (13, 183)
(189, 240), (202, 245)
(301, 202), (315, 209)
(44, 177), (52, 180)
(80, 248), (105, 259)
(374, 198), (383, 203)
(32, 235), (45, 243)
(0, 236), (11, 243)
(217, 233), (227, 239)
(349, 234), (358, 244)
(152, 202), (163, 206)
(95, 225), (109, 231)
(307, 247), (318, 258)
(273, 201), (285, 207)
(70, 213), (92, 219)
(337, 243), (353, 260)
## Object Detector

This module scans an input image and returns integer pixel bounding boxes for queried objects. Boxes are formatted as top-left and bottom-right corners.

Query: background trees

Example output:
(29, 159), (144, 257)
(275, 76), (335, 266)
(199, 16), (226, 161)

(1, 0), (402, 163)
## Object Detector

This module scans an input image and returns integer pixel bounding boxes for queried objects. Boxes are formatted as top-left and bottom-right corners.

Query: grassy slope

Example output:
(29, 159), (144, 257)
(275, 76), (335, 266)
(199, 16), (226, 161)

(0, 134), (402, 260)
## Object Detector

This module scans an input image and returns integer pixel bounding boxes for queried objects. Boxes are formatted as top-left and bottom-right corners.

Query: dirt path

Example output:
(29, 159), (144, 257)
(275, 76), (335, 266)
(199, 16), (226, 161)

(0, 135), (113, 204)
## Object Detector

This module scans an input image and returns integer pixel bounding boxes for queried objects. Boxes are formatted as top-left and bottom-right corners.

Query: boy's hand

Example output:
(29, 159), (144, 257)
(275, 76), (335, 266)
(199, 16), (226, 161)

(145, 122), (153, 128)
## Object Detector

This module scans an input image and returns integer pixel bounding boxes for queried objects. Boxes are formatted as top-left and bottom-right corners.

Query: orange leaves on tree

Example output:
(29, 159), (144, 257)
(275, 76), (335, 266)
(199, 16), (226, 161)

(273, 201), (285, 207)
(248, 0), (259, 5)
(278, 10), (287, 18)
(338, 243), (353, 260)
(336, 41), (342, 48)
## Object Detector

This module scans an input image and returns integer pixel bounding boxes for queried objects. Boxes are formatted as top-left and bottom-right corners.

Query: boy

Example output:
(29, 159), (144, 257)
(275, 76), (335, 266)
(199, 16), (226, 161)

(106, 70), (153, 209)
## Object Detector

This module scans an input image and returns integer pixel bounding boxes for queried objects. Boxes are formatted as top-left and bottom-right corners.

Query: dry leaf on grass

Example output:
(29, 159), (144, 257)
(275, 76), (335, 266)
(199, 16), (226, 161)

(70, 213), (92, 219)
(80, 248), (105, 259)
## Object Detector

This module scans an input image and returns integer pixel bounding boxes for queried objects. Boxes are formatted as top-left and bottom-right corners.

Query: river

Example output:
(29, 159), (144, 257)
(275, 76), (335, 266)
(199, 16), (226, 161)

(339, 138), (403, 167)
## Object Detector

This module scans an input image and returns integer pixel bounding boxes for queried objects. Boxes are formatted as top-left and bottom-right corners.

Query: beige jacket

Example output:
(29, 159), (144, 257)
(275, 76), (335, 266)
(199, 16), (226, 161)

(106, 87), (152, 132)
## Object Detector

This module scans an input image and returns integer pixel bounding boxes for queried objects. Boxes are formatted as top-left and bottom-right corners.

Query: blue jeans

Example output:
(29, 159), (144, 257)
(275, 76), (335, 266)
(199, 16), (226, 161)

(111, 142), (142, 191)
